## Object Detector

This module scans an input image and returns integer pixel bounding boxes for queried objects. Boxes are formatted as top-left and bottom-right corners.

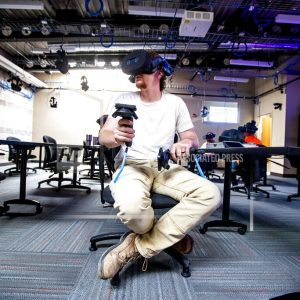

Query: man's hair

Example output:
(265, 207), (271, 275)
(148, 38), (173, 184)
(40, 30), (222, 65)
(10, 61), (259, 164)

(148, 51), (167, 91)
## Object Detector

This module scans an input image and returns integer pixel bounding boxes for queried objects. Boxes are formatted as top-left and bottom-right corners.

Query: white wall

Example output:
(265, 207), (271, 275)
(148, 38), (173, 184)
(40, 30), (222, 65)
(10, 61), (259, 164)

(254, 75), (297, 175)
(0, 69), (34, 163)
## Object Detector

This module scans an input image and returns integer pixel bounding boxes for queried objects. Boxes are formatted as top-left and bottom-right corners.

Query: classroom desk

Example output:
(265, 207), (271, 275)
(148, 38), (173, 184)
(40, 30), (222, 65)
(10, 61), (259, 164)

(0, 139), (52, 216)
(193, 146), (300, 234)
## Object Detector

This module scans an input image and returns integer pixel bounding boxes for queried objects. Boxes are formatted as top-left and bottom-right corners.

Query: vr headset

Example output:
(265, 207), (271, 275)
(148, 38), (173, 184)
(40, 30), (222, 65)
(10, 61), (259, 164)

(203, 132), (216, 140)
(121, 50), (174, 83)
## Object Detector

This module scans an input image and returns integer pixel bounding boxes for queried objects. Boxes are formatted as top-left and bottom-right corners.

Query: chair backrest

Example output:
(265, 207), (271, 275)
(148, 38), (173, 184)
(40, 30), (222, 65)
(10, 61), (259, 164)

(42, 135), (58, 167)
(6, 136), (20, 162)
(219, 129), (244, 143)
(82, 140), (92, 163)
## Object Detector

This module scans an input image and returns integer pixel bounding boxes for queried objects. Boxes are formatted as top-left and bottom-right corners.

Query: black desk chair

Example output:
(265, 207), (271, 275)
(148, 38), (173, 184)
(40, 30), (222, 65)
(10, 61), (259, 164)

(286, 155), (300, 201)
(255, 159), (276, 191)
(0, 151), (5, 182)
(89, 145), (191, 285)
(4, 136), (36, 176)
(231, 156), (270, 199)
(79, 141), (94, 176)
(89, 185), (191, 286)
(38, 135), (74, 190)
(199, 155), (221, 180)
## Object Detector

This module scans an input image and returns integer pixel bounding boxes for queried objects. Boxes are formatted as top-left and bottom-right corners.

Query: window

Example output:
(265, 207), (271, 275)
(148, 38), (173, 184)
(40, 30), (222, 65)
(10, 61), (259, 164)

(203, 101), (239, 123)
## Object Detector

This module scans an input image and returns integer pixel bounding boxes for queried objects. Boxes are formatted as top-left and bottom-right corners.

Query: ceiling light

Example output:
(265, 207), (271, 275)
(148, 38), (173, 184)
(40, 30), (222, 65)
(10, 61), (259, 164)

(181, 57), (190, 66)
(275, 14), (300, 25)
(139, 24), (150, 34)
(128, 5), (184, 18)
(159, 24), (169, 34)
(95, 59), (105, 67)
(26, 61), (34, 68)
(111, 60), (120, 67)
(196, 58), (203, 65)
(229, 59), (274, 68)
(68, 62), (77, 68)
(0, 54), (48, 87)
(21, 26), (32, 36)
(39, 58), (48, 68)
(0, 0), (44, 10)
(41, 21), (51, 35)
(2, 25), (12, 36)
(214, 76), (249, 83)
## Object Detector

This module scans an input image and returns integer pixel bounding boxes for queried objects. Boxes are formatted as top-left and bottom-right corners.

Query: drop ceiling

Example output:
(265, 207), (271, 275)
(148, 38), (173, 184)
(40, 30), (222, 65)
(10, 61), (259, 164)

(0, 0), (299, 80)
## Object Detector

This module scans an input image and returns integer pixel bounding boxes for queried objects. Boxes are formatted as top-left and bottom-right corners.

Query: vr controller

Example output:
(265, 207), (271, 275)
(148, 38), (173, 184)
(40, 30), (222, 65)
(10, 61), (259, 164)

(112, 103), (138, 147)
(157, 147), (206, 172)
(121, 50), (174, 83)
(157, 147), (171, 171)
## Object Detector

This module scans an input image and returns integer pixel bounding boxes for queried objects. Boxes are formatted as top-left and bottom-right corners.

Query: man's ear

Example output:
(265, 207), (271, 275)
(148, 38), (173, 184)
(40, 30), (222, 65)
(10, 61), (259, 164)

(157, 71), (164, 78)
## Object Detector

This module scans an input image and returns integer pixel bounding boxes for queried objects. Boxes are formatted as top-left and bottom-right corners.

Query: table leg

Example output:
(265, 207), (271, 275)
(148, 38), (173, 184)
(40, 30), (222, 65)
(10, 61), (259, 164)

(199, 160), (247, 235)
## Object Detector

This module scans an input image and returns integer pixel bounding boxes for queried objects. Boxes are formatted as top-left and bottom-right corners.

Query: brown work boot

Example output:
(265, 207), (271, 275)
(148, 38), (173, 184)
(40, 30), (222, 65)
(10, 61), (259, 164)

(171, 234), (194, 254)
(98, 233), (141, 280)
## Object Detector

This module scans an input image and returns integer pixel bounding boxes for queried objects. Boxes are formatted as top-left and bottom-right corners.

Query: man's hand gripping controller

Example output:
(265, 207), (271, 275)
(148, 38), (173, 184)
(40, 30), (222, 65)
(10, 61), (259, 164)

(112, 103), (138, 147)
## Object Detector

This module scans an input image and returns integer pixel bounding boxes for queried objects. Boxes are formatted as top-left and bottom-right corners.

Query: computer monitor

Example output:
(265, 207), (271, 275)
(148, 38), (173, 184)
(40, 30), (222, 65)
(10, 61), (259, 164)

(223, 141), (244, 148)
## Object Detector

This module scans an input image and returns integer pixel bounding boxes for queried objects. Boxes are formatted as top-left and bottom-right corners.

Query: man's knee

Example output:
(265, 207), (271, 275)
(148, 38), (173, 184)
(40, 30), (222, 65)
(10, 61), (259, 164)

(203, 180), (222, 210)
(116, 203), (154, 234)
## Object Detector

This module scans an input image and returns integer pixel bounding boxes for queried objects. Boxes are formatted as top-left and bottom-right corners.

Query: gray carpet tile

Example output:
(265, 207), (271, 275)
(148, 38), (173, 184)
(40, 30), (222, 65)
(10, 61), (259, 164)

(0, 166), (300, 299)
(189, 257), (300, 300)
(0, 251), (89, 300)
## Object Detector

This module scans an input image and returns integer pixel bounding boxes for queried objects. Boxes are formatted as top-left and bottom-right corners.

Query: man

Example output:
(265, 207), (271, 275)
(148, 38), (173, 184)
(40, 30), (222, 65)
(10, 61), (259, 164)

(201, 132), (216, 148)
(240, 120), (262, 145)
(98, 50), (221, 280)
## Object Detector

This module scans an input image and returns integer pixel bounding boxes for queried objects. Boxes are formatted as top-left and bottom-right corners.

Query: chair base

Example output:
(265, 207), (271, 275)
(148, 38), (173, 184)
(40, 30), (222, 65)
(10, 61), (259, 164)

(38, 177), (74, 189)
(3, 199), (43, 216)
(287, 193), (300, 201)
(4, 167), (36, 176)
(255, 183), (276, 191)
(89, 231), (191, 285)
(231, 185), (270, 199)
(200, 219), (247, 235)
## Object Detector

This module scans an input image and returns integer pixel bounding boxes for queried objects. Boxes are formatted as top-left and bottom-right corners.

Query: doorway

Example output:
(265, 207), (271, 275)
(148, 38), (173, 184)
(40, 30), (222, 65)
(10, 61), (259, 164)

(260, 114), (272, 146)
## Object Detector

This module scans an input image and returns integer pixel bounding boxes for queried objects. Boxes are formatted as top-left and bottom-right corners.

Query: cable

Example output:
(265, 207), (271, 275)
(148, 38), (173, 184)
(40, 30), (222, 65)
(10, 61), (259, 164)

(85, 0), (104, 17)
(195, 155), (205, 178)
(113, 147), (128, 183)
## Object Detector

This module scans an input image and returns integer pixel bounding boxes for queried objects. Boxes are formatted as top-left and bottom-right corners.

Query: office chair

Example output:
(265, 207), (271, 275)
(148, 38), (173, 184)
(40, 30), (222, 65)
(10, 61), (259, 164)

(286, 154), (300, 201)
(37, 135), (74, 190)
(231, 156), (270, 199)
(79, 140), (93, 176)
(255, 158), (276, 191)
(0, 151), (5, 181)
(200, 156), (221, 180)
(89, 147), (191, 286)
(4, 136), (37, 176)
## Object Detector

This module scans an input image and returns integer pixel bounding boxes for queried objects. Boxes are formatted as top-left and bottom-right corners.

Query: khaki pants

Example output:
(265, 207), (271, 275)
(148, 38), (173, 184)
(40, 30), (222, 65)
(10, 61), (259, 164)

(110, 159), (221, 259)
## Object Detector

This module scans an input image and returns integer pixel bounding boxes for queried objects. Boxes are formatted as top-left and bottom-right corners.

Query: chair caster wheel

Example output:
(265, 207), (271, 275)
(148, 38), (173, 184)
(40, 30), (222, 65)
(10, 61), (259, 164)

(89, 245), (97, 251)
(111, 274), (120, 286)
(181, 266), (191, 277)
(36, 206), (43, 214)
(87, 189), (91, 194)
(238, 227), (246, 235)
(199, 227), (207, 234)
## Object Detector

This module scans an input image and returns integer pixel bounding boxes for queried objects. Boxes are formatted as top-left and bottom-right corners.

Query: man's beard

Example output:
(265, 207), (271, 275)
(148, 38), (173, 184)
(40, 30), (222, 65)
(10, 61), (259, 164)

(135, 80), (146, 89)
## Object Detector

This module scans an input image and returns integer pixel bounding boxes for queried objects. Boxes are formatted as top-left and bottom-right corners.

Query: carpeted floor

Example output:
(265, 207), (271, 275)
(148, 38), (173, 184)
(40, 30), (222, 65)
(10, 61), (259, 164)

(0, 164), (299, 300)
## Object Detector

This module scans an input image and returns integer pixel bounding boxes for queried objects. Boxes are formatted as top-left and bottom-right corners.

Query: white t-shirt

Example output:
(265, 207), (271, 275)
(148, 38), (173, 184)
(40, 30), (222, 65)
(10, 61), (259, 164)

(108, 91), (193, 160)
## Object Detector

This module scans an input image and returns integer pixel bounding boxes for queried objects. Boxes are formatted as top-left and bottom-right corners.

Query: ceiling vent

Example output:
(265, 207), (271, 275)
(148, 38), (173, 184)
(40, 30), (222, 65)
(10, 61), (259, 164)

(179, 10), (213, 37)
